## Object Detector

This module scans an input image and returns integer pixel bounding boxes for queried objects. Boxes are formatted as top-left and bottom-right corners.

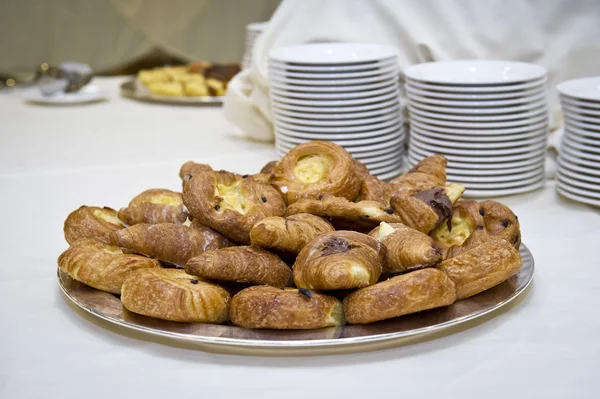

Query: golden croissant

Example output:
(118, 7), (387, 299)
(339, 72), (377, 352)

(64, 206), (124, 245)
(389, 154), (447, 195)
(118, 188), (188, 225)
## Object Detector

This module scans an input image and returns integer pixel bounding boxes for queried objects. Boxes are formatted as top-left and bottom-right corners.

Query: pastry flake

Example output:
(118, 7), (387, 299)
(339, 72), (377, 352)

(118, 188), (188, 225)
(64, 206), (124, 245)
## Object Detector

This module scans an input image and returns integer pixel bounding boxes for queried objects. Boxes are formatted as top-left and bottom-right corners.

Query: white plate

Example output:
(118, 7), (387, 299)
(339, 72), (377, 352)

(23, 85), (107, 105)
(406, 76), (547, 93)
(377, 166), (405, 181)
(269, 64), (398, 80)
(446, 167), (545, 183)
(278, 130), (403, 146)
(562, 110), (600, 125)
(450, 171), (545, 189)
(409, 111), (548, 129)
(557, 172), (600, 192)
(273, 104), (401, 121)
(354, 148), (404, 164)
(408, 99), (547, 115)
(408, 149), (546, 171)
(556, 184), (600, 207)
(563, 124), (600, 139)
(404, 83), (545, 100)
(564, 130), (600, 146)
(271, 79), (395, 93)
(275, 115), (402, 133)
(410, 130), (547, 149)
(557, 177), (600, 199)
(558, 155), (600, 177)
(269, 72), (399, 87)
(275, 122), (403, 140)
(409, 124), (547, 143)
(272, 97), (400, 113)
(366, 155), (403, 170)
(408, 104), (547, 122)
(406, 91), (546, 107)
(410, 135), (547, 156)
(269, 58), (397, 72)
(462, 178), (545, 198)
(558, 162), (600, 183)
(271, 85), (398, 100)
(408, 145), (547, 165)
(444, 161), (545, 176)
(271, 89), (399, 107)
(277, 138), (405, 159)
(564, 118), (600, 132)
(561, 142), (600, 162)
(562, 135), (600, 154)
(560, 96), (600, 110)
(269, 43), (398, 64)
(558, 150), (600, 169)
(273, 110), (401, 127)
(410, 119), (548, 136)
(560, 102), (600, 117)
(557, 77), (600, 102)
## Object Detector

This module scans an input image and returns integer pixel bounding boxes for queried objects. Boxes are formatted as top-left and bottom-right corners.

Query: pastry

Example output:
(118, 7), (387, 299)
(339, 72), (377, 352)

(249, 213), (335, 255)
(293, 231), (385, 290)
(121, 268), (230, 323)
(179, 161), (212, 182)
(260, 160), (278, 175)
(185, 246), (292, 287)
(117, 189), (188, 225)
(343, 268), (456, 324)
(369, 222), (442, 273)
(64, 206), (124, 245)
(270, 141), (361, 204)
(389, 154), (447, 195)
(479, 200), (521, 249)
(437, 239), (522, 300)
(355, 159), (392, 204)
(230, 285), (344, 329)
(58, 238), (160, 294)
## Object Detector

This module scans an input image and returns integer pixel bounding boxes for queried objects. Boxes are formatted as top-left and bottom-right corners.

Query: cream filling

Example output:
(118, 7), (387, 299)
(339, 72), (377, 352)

(293, 155), (331, 183)
(215, 181), (247, 214)
(432, 213), (473, 247)
(93, 209), (122, 226)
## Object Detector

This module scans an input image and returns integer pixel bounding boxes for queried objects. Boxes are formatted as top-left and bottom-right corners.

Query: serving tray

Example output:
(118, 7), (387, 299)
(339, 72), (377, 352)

(120, 80), (223, 105)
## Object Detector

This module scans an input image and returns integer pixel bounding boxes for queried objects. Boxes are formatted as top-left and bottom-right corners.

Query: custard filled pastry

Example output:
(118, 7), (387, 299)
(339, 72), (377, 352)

(58, 238), (160, 294)
(270, 141), (361, 204)
(293, 231), (385, 290)
(230, 285), (344, 329)
(179, 161), (212, 182)
(369, 222), (442, 273)
(183, 170), (285, 243)
(343, 268), (456, 324)
(121, 268), (230, 323)
(185, 246), (292, 287)
(249, 213), (335, 255)
(389, 154), (447, 195)
(64, 206), (124, 245)
(118, 189), (188, 225)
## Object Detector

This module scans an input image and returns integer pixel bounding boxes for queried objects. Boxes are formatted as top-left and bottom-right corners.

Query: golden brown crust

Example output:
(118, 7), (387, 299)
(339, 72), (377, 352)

(389, 154), (447, 195)
(179, 161), (212, 182)
(249, 213), (335, 255)
(230, 285), (344, 329)
(270, 141), (361, 204)
(260, 160), (279, 175)
(118, 189), (188, 225)
(121, 268), (230, 323)
(293, 231), (385, 290)
(343, 268), (456, 324)
(185, 246), (292, 287)
(58, 238), (160, 294)
(480, 200), (521, 249)
(182, 170), (286, 243)
(64, 206), (124, 245)
(437, 239), (522, 300)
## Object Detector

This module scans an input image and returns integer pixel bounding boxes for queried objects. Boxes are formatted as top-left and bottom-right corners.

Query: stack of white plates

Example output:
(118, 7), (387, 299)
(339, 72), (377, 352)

(268, 43), (404, 179)
(556, 77), (600, 207)
(242, 22), (268, 70)
(404, 60), (549, 197)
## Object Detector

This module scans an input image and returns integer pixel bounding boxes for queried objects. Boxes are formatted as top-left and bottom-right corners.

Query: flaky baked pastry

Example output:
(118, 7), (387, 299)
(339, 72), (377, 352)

(293, 231), (385, 290)
(355, 159), (392, 204)
(369, 222), (442, 273)
(185, 246), (292, 287)
(389, 154), (447, 195)
(121, 268), (230, 323)
(249, 213), (335, 255)
(437, 239), (522, 300)
(230, 285), (344, 329)
(270, 141), (361, 204)
(479, 200), (521, 249)
(118, 189), (188, 225)
(260, 160), (278, 175)
(109, 222), (229, 267)
(343, 268), (456, 324)
(182, 170), (285, 243)
(58, 238), (160, 294)
(179, 161), (212, 182)
(64, 206), (124, 244)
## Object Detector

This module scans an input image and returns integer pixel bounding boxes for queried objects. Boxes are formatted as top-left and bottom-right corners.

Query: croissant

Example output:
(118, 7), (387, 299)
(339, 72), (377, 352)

(389, 154), (447, 195)
(230, 285), (344, 329)
(355, 159), (393, 204)
(437, 239), (522, 300)
(179, 161), (212, 182)
(260, 160), (278, 175)
(369, 222), (442, 273)
(58, 238), (160, 294)
(293, 231), (385, 290)
(249, 213), (335, 255)
(117, 188), (188, 225)
(185, 246), (292, 287)
(343, 268), (456, 324)
(121, 268), (230, 323)
(182, 170), (286, 243)
(109, 222), (230, 267)
(270, 141), (361, 204)
(64, 206), (124, 245)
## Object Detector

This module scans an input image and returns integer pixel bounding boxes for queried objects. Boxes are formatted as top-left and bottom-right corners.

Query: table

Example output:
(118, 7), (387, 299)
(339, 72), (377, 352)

(1, 77), (598, 399)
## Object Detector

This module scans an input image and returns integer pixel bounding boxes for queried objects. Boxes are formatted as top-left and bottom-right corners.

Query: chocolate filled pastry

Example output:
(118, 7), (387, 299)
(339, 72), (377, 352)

(64, 206), (124, 245)
(121, 268), (230, 323)
(260, 160), (278, 175)
(182, 170), (285, 243)
(109, 222), (229, 267)
(58, 238), (160, 294)
(185, 246), (292, 287)
(179, 161), (212, 182)
(270, 141), (361, 204)
(389, 154), (447, 195)
(343, 268), (456, 324)
(437, 239), (522, 300)
(293, 231), (385, 290)
(230, 285), (344, 329)
(118, 189), (188, 225)
(369, 222), (442, 273)
(249, 213), (335, 255)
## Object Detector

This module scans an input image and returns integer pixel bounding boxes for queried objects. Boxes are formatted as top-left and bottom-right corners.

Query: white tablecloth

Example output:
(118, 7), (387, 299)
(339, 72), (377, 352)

(1, 77), (598, 399)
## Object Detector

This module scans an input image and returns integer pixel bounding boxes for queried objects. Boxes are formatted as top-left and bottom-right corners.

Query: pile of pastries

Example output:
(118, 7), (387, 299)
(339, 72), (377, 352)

(137, 62), (240, 97)
(58, 141), (523, 330)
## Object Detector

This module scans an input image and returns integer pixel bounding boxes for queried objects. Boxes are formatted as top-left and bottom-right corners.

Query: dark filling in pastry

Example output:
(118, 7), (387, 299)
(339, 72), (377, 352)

(320, 237), (350, 256)
(414, 188), (453, 230)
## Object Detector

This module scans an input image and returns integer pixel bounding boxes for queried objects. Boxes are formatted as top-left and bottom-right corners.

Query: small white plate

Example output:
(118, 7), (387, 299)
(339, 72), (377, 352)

(366, 155), (403, 170)
(269, 43), (398, 64)
(410, 126), (547, 143)
(557, 77), (600, 102)
(564, 130), (600, 146)
(269, 57), (397, 72)
(406, 91), (546, 107)
(444, 161), (545, 176)
(404, 83), (545, 100)
(560, 96), (600, 110)
(271, 79), (394, 93)
(560, 102), (600, 117)
(562, 135), (600, 154)
(406, 76), (547, 93)
(272, 97), (400, 113)
(446, 167), (545, 183)
(556, 184), (600, 207)
(275, 115), (402, 133)
(558, 155), (600, 177)
(408, 149), (546, 170)
(408, 99), (547, 115)
(450, 171), (545, 189)
(408, 145), (547, 165)
(563, 124), (600, 139)
(410, 135), (547, 156)
(273, 110), (401, 127)
(558, 161), (600, 183)
(410, 119), (548, 136)
(557, 172), (600, 191)
(277, 130), (403, 146)
(557, 177), (600, 199)
(277, 138), (405, 159)
(354, 148), (404, 164)
(271, 84), (398, 100)
(269, 72), (398, 87)
(562, 110), (600, 125)
(409, 111), (548, 129)
(564, 118), (600, 132)
(408, 104), (547, 122)
(463, 178), (545, 198)
(273, 104), (401, 121)
(558, 150), (600, 169)
(271, 89), (399, 107)
(561, 142), (600, 162)
(377, 166), (405, 181)
(23, 85), (107, 105)
(410, 129), (547, 149)
(275, 122), (403, 140)
(269, 64), (398, 80)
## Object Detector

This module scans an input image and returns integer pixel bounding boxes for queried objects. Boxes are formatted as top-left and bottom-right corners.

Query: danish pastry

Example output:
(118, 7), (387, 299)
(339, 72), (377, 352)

(293, 231), (385, 290)
(479, 200), (521, 249)
(230, 285), (344, 329)
(249, 213), (335, 255)
(179, 161), (212, 182)
(183, 170), (285, 243)
(185, 246), (292, 287)
(64, 206), (124, 245)
(58, 238), (160, 294)
(270, 141), (361, 204)
(389, 154), (447, 195)
(117, 189), (188, 225)
(121, 268), (230, 323)
(260, 160), (278, 175)
(343, 268), (456, 324)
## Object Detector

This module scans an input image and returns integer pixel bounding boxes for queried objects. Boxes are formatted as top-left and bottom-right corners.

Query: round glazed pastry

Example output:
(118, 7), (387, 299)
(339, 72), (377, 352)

(293, 230), (385, 290)
(179, 161), (212, 182)
(182, 170), (286, 243)
(389, 154), (447, 195)
(64, 206), (124, 245)
(58, 238), (160, 294)
(270, 141), (361, 204)
(185, 246), (292, 287)
(121, 268), (231, 323)
(118, 188), (188, 225)
(343, 268), (456, 324)
(230, 285), (345, 329)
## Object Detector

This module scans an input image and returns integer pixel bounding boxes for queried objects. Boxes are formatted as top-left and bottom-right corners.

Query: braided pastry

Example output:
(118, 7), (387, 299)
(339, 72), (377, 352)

(390, 154), (447, 195)
(118, 188), (188, 225)
(64, 206), (124, 245)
